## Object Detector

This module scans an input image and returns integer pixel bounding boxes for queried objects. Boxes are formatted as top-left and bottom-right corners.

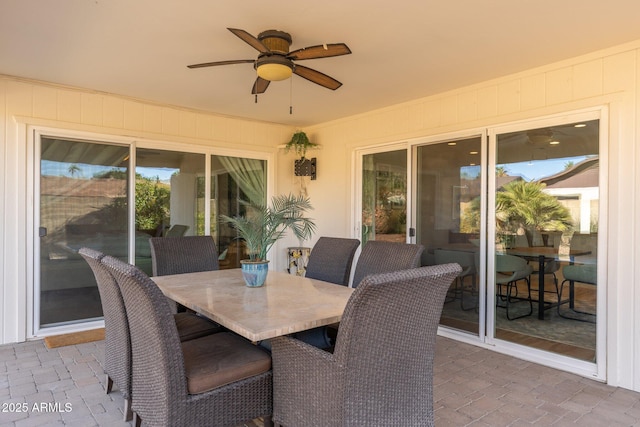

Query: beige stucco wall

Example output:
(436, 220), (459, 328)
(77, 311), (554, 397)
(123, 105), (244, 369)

(2, 37), (640, 391)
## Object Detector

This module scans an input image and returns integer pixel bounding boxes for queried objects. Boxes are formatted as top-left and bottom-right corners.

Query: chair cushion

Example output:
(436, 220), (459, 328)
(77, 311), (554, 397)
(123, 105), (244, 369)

(175, 312), (223, 342)
(182, 332), (272, 394)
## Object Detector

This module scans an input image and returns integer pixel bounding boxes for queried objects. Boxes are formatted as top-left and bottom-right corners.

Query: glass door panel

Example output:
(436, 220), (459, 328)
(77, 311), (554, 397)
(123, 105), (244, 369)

(135, 149), (206, 274)
(211, 155), (266, 269)
(38, 137), (129, 328)
(492, 119), (600, 362)
(415, 137), (483, 336)
(361, 150), (407, 246)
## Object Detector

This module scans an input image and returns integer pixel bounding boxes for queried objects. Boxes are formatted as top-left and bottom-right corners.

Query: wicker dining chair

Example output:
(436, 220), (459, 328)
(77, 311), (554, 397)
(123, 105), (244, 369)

(294, 237), (360, 348)
(79, 247), (224, 422)
(304, 237), (361, 286)
(271, 263), (462, 427)
(101, 255), (273, 427)
(351, 240), (424, 287)
(149, 235), (220, 276)
(78, 247), (134, 422)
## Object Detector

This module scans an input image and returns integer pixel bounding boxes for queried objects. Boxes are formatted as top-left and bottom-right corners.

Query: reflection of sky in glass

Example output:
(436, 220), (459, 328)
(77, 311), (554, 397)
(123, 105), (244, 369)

(42, 161), (177, 183)
(461, 165), (481, 179)
(500, 156), (587, 181)
(460, 155), (589, 181)
(136, 166), (177, 182)
(41, 160), (121, 177)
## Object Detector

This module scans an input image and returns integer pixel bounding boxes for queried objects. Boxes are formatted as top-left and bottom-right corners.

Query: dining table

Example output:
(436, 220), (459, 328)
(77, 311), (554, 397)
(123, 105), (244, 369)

(151, 269), (354, 342)
(506, 246), (592, 320)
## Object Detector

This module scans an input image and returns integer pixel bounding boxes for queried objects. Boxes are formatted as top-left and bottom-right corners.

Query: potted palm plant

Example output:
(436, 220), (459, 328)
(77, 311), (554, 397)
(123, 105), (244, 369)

(221, 193), (316, 287)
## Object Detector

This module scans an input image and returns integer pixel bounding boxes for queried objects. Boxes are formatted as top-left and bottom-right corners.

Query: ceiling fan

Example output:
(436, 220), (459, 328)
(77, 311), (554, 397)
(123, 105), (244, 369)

(187, 28), (351, 95)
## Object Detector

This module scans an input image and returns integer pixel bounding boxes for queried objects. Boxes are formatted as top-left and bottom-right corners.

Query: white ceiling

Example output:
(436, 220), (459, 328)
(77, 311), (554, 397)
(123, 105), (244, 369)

(2, 0), (640, 127)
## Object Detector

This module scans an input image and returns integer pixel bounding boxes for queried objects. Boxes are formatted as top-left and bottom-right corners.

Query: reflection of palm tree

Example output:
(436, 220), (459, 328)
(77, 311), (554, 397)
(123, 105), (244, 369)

(496, 180), (573, 247)
(68, 164), (81, 177)
(496, 166), (508, 177)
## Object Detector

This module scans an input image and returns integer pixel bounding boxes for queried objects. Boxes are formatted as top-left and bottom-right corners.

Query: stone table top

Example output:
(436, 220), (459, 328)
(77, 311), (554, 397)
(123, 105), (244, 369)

(152, 269), (353, 342)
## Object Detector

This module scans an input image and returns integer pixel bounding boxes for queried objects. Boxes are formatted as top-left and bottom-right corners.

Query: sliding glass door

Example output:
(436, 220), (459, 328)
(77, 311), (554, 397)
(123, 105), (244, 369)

(414, 135), (484, 337)
(363, 109), (606, 378)
(38, 137), (129, 327)
(134, 148), (206, 274)
(34, 132), (269, 334)
(211, 155), (266, 269)
(360, 148), (407, 246)
(488, 114), (603, 373)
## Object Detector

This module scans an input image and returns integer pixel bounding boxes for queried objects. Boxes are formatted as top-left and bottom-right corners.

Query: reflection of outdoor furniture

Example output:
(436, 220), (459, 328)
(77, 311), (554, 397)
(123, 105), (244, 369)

(434, 249), (476, 310)
(558, 264), (597, 322)
(102, 255), (273, 427)
(531, 259), (560, 304)
(42, 228), (154, 291)
(218, 240), (246, 269)
(164, 224), (189, 237)
(270, 264), (461, 427)
(351, 241), (424, 288)
(495, 254), (534, 320)
(506, 246), (592, 320)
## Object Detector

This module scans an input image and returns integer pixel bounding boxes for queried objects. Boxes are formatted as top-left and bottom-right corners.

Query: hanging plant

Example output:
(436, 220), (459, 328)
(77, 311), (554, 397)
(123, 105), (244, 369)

(284, 131), (318, 160)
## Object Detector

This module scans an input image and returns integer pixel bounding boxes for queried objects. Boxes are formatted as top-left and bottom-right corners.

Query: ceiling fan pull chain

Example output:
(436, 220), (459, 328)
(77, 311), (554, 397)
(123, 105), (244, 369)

(289, 77), (293, 114)
(255, 94), (258, 103)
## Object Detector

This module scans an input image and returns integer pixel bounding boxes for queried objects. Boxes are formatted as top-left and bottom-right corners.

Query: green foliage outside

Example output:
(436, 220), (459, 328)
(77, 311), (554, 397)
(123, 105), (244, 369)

(135, 176), (170, 230)
(498, 180), (573, 246)
(460, 197), (481, 234)
(96, 169), (171, 231)
(461, 180), (573, 247)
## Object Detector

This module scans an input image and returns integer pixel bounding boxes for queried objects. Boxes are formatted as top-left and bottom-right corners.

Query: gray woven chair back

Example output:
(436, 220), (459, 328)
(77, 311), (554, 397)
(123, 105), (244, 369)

(351, 240), (424, 287)
(336, 263), (461, 425)
(101, 255), (187, 425)
(149, 235), (219, 276)
(78, 248), (131, 401)
(272, 264), (461, 427)
(305, 237), (360, 286)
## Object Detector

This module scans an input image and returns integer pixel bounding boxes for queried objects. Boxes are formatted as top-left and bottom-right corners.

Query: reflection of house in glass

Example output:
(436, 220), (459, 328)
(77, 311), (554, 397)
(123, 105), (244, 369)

(540, 157), (599, 235)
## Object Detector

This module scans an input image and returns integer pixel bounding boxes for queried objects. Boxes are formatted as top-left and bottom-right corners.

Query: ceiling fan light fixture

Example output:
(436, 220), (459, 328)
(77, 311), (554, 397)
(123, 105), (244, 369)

(256, 55), (294, 81)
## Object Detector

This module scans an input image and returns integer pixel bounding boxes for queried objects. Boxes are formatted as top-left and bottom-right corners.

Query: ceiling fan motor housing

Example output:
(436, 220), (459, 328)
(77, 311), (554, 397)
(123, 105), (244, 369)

(255, 30), (294, 81)
(257, 30), (292, 53)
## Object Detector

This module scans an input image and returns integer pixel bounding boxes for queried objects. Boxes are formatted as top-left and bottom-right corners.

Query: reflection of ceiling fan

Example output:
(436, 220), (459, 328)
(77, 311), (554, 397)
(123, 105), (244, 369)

(188, 28), (351, 94)
(526, 129), (555, 144)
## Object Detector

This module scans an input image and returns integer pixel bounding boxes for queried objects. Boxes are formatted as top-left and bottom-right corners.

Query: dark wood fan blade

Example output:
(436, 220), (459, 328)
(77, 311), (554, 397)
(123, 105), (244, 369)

(287, 43), (351, 60)
(293, 65), (342, 90)
(228, 28), (270, 53)
(251, 77), (270, 94)
(187, 59), (254, 69)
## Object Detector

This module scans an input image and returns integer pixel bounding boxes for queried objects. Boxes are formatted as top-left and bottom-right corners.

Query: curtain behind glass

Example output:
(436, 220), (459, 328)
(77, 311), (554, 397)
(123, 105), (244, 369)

(218, 156), (266, 206)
